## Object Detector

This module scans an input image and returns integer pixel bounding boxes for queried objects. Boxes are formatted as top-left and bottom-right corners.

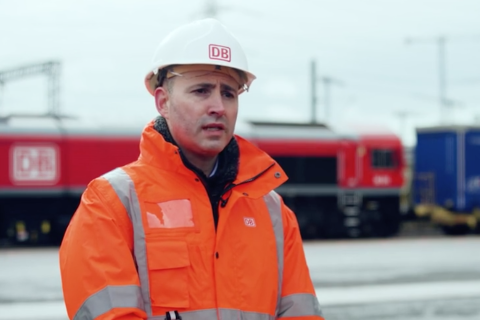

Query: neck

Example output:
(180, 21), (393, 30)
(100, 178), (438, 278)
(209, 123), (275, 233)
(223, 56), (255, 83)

(180, 149), (218, 177)
(152, 117), (220, 177)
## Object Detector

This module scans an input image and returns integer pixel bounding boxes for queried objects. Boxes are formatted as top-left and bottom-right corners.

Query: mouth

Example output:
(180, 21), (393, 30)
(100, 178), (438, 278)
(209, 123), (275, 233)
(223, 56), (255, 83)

(202, 123), (225, 131)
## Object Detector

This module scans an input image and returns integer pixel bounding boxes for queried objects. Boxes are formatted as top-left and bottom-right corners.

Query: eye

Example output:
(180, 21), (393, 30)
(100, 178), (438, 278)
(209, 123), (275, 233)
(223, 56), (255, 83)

(222, 90), (236, 99)
(193, 88), (209, 95)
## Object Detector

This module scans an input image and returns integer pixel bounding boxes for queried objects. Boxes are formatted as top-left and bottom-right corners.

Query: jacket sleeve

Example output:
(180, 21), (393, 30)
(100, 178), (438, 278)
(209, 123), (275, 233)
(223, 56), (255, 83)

(278, 197), (325, 320)
(59, 178), (147, 320)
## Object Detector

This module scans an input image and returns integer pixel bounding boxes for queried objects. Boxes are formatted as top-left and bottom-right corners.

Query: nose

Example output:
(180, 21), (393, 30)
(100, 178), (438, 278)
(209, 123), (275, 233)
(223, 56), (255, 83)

(207, 89), (226, 117)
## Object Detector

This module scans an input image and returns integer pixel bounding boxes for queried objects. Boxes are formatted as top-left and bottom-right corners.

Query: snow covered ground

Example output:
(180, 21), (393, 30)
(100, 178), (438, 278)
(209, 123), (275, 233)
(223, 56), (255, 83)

(1, 236), (479, 320)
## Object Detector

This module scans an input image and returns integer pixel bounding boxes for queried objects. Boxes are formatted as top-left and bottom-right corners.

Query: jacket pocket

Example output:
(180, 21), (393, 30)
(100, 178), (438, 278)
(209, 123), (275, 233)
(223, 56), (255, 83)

(143, 199), (200, 234)
(147, 241), (190, 308)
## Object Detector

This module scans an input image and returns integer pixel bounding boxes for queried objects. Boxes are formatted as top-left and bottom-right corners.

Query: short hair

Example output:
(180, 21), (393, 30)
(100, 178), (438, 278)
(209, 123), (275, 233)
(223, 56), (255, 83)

(164, 77), (174, 93)
(155, 68), (175, 93)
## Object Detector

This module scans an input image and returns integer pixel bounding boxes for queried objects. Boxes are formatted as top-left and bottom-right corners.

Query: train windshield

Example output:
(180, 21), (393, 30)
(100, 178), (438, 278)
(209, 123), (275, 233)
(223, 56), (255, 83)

(371, 149), (397, 169)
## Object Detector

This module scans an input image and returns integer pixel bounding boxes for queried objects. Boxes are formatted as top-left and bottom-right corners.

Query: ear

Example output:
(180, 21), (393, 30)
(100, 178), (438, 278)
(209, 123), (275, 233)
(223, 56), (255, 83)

(154, 87), (170, 119)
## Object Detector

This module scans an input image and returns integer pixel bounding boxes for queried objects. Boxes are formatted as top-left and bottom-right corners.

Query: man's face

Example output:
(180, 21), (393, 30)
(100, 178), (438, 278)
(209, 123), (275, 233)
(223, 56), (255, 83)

(155, 70), (239, 158)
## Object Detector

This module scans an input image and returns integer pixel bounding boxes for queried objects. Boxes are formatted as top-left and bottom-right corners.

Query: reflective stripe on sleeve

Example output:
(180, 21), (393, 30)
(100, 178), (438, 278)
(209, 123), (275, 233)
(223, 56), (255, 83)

(73, 285), (143, 320)
(103, 168), (152, 316)
(278, 293), (323, 318)
(263, 191), (284, 318)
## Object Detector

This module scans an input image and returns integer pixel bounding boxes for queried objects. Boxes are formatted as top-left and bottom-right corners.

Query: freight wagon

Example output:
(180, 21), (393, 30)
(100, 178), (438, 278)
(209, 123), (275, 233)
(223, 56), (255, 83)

(0, 115), (405, 245)
(412, 125), (480, 235)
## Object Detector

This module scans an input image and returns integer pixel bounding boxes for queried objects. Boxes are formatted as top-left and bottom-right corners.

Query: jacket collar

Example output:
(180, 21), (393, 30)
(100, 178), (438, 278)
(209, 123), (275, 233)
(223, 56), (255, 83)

(138, 118), (287, 198)
(152, 116), (239, 188)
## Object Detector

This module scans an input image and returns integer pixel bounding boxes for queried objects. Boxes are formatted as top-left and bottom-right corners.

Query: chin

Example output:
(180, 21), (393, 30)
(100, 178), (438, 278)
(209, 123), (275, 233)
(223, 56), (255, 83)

(199, 142), (227, 156)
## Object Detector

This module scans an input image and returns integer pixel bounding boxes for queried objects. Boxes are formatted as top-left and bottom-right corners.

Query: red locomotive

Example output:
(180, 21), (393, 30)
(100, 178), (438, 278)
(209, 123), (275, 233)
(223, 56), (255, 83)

(0, 116), (405, 245)
(242, 121), (405, 238)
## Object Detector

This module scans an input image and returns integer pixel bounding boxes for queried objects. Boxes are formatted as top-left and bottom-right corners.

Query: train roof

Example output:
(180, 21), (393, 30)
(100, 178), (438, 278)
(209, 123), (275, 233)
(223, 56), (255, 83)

(0, 114), (400, 143)
(416, 125), (480, 133)
(238, 121), (358, 140)
(0, 114), (144, 137)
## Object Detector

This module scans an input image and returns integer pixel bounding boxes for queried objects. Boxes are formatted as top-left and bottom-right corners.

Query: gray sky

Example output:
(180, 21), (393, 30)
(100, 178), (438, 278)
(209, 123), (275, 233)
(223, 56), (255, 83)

(2, 0), (480, 146)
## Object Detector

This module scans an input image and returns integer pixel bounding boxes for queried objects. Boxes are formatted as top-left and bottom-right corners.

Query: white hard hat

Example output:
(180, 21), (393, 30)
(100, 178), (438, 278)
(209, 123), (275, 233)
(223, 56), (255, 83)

(144, 18), (256, 96)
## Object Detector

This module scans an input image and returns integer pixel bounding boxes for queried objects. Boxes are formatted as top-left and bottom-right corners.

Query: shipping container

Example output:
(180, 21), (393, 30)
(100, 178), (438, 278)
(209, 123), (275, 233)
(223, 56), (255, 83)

(413, 125), (480, 235)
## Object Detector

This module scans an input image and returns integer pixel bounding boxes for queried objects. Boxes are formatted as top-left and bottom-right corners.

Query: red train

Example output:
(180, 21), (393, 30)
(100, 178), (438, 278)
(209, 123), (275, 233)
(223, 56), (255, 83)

(242, 121), (405, 238)
(0, 116), (405, 245)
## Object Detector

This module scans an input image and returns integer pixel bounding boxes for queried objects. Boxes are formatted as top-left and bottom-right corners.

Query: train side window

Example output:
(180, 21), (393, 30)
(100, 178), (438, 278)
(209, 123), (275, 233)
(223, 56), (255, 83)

(371, 149), (396, 169)
(273, 156), (337, 185)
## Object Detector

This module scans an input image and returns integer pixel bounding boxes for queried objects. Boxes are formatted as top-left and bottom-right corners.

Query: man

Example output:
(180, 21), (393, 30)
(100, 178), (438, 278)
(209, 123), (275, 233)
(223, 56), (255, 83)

(59, 18), (324, 320)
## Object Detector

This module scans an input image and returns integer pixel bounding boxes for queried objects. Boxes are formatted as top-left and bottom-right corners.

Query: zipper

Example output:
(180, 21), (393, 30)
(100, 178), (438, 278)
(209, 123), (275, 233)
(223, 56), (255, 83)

(219, 162), (275, 208)
(212, 162), (275, 315)
(200, 161), (276, 230)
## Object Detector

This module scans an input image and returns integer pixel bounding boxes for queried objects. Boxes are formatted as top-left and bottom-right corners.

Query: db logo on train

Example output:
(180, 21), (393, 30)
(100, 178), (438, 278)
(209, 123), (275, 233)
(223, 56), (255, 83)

(9, 144), (59, 185)
(372, 174), (391, 186)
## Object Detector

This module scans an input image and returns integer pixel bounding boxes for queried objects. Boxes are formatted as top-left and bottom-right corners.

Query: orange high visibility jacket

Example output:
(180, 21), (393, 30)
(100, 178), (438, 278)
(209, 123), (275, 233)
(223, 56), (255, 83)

(59, 121), (324, 320)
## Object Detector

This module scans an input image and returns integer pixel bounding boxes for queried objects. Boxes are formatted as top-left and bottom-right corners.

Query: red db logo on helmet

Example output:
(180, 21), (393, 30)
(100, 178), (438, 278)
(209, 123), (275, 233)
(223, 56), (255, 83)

(209, 44), (231, 62)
